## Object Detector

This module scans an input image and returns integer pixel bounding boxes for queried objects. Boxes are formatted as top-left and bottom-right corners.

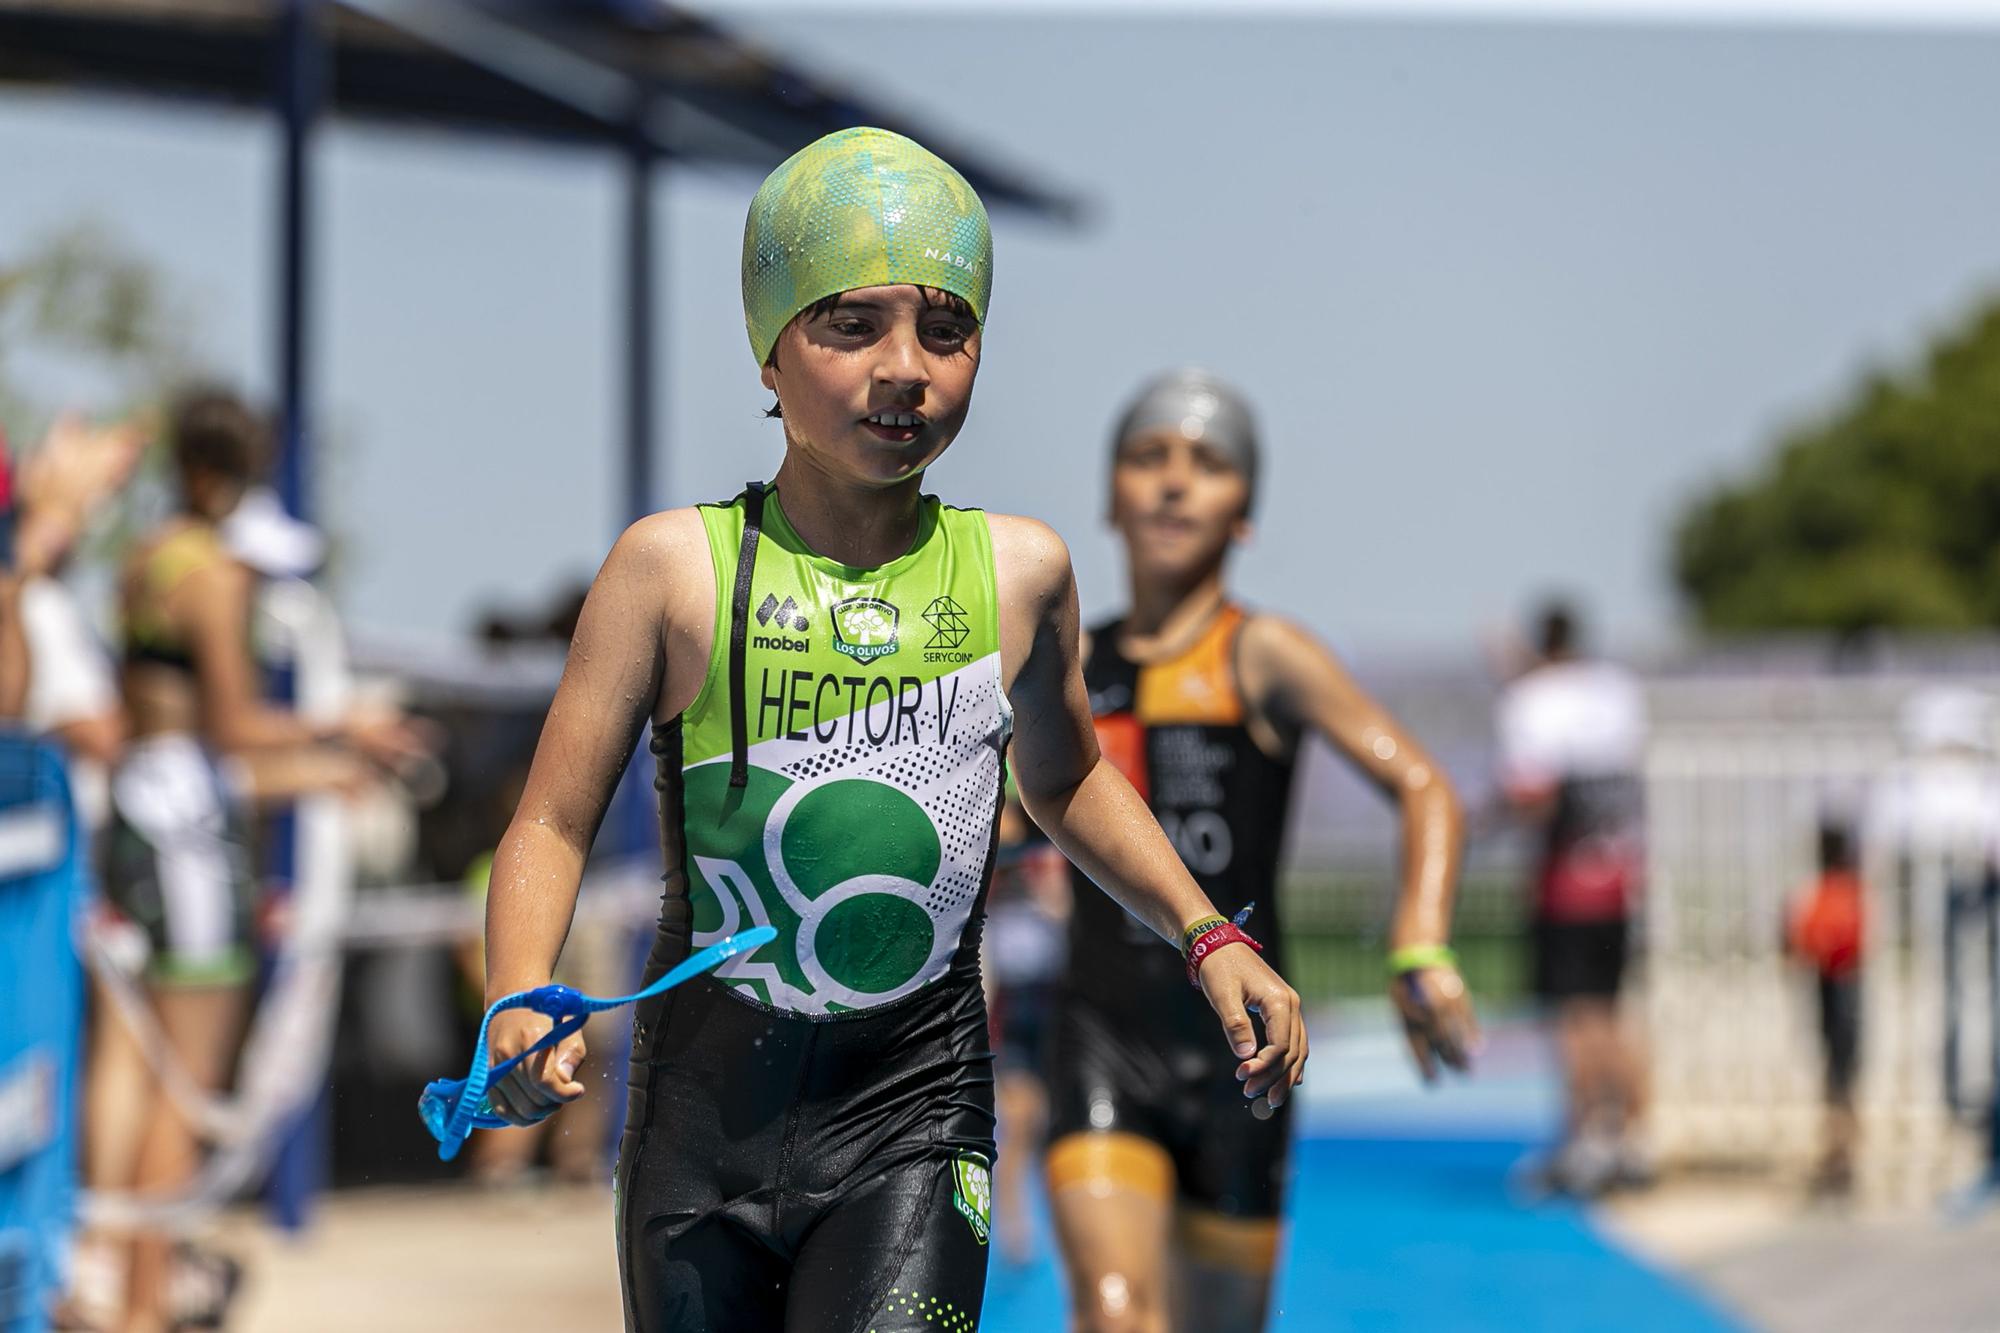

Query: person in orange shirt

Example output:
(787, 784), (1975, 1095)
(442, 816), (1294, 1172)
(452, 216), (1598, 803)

(1788, 820), (1865, 1197)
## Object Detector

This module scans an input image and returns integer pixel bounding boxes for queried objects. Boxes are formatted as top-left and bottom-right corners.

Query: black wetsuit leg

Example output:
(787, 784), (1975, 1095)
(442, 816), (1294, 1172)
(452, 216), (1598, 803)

(1049, 992), (1291, 1218)
(617, 920), (996, 1333)
(787, 1154), (989, 1333)
(616, 973), (802, 1333)
(617, 1208), (787, 1333)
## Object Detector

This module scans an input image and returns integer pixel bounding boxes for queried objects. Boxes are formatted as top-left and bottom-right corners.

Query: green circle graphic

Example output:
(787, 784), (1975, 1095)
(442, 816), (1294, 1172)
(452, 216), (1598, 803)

(780, 779), (940, 900)
(816, 894), (934, 992)
(683, 762), (792, 934)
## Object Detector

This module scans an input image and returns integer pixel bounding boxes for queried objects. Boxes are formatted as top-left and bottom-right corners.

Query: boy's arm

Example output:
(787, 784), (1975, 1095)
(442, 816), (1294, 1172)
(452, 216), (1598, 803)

(992, 516), (1306, 1107)
(483, 510), (711, 1124)
(1240, 615), (1477, 1080)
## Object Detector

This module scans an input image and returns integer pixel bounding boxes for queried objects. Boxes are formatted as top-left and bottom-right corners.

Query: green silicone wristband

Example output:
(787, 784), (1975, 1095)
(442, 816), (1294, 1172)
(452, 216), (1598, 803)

(1387, 944), (1457, 976)
(1180, 915), (1229, 957)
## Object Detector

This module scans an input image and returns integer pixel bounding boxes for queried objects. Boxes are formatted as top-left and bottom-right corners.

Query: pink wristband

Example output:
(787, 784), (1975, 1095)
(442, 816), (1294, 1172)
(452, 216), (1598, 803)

(1184, 922), (1263, 989)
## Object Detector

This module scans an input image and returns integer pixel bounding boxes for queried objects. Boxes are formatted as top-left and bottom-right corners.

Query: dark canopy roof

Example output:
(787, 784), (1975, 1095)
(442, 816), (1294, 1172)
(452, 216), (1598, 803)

(0, 0), (1079, 219)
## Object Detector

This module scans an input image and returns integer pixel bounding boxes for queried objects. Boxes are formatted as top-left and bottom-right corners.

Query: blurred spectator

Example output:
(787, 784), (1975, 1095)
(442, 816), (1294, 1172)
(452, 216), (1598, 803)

(1496, 599), (1650, 1197)
(0, 443), (29, 720)
(21, 571), (122, 825)
(981, 777), (1069, 1267)
(86, 386), (432, 1333)
(477, 579), (590, 650)
(1787, 820), (1865, 1198)
(4, 412), (146, 1330)
(220, 484), (325, 582)
(1870, 684), (2000, 1190)
(9, 412), (149, 830)
(1871, 687), (2000, 887)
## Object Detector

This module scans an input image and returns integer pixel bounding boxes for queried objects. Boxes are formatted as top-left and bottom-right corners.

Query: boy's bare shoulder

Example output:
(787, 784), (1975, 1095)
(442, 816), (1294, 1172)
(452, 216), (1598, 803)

(619, 506), (707, 555)
(606, 507), (709, 581)
(984, 512), (1073, 604)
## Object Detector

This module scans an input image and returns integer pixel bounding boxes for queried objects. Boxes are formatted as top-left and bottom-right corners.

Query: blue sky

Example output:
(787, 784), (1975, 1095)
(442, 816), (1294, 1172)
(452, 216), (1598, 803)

(5, 6), (2000, 660)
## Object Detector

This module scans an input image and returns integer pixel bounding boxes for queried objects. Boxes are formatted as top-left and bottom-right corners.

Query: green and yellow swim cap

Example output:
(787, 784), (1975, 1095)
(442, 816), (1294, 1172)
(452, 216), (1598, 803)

(741, 126), (992, 366)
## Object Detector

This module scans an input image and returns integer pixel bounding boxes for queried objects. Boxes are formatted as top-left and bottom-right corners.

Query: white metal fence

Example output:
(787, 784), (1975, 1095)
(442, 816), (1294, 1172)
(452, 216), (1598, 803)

(1643, 672), (2000, 1203)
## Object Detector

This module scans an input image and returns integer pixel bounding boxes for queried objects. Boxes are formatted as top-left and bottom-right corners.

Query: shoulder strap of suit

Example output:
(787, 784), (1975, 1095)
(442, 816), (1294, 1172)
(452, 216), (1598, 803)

(727, 482), (768, 788)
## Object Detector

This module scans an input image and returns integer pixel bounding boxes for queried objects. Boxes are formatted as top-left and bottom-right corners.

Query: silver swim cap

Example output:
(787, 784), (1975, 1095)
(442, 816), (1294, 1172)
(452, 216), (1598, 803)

(1112, 369), (1259, 511)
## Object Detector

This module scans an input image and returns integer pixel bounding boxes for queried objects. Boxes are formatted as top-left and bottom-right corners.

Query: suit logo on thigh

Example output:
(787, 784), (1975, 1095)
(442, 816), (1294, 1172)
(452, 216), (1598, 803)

(951, 1153), (991, 1245)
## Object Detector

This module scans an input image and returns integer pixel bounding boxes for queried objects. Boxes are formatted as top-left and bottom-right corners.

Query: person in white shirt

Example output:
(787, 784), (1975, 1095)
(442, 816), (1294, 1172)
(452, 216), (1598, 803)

(21, 574), (123, 828)
(11, 412), (147, 822)
(1869, 685), (2000, 1189)
(1495, 601), (1650, 1196)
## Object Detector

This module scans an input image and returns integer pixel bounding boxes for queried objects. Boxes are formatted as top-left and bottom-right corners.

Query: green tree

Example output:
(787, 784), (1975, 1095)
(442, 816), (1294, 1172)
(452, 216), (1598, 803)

(0, 224), (186, 427)
(1674, 299), (2000, 632)
(0, 225), (190, 558)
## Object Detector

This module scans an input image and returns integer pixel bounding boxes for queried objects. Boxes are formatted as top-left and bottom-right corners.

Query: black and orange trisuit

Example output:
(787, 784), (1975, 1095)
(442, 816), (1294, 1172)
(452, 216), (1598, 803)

(1047, 603), (1298, 1240)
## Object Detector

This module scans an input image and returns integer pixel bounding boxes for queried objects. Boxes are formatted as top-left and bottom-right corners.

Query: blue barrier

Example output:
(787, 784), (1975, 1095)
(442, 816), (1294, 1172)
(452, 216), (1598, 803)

(0, 735), (84, 1333)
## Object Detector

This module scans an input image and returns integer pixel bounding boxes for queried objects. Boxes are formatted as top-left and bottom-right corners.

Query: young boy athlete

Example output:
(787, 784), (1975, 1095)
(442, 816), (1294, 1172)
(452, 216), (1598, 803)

(477, 129), (1307, 1333)
(1046, 370), (1477, 1333)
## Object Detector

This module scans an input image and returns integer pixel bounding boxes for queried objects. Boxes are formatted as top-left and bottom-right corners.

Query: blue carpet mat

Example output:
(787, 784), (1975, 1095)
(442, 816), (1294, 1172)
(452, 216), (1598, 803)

(982, 1135), (1743, 1332)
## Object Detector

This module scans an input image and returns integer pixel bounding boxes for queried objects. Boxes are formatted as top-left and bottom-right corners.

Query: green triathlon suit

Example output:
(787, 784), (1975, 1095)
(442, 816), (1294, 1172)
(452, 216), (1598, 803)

(616, 484), (1007, 1333)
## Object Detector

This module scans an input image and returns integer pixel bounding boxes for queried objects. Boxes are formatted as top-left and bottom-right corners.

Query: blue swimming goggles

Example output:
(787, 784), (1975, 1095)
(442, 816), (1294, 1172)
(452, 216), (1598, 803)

(418, 926), (777, 1161)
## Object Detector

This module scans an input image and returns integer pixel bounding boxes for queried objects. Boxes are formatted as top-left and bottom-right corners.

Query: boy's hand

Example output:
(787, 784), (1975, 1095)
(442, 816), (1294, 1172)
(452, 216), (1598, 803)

(484, 1007), (588, 1126)
(1391, 964), (1478, 1083)
(1197, 946), (1308, 1109)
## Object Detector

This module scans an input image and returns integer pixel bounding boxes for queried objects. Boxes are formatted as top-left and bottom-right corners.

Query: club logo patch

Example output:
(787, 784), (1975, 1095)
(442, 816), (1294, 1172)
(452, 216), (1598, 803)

(951, 1153), (991, 1245)
(830, 597), (900, 662)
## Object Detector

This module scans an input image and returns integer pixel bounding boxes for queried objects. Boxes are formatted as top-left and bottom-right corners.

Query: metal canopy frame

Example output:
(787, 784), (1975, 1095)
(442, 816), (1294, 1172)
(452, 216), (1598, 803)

(0, 0), (1080, 527)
